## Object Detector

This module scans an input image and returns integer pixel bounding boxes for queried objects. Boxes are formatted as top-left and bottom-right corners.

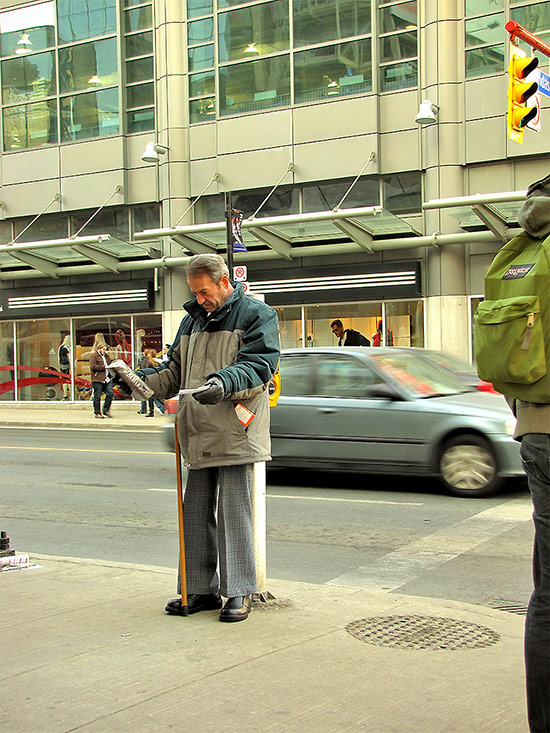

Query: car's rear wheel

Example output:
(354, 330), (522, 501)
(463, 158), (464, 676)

(438, 434), (502, 498)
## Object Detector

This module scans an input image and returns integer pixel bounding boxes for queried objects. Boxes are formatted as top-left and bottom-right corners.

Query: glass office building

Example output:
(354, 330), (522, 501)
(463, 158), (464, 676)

(0, 0), (548, 400)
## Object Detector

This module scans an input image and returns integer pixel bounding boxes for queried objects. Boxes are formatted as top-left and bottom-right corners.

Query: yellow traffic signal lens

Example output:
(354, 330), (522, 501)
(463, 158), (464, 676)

(510, 105), (537, 129)
(511, 55), (538, 80)
(511, 80), (539, 104)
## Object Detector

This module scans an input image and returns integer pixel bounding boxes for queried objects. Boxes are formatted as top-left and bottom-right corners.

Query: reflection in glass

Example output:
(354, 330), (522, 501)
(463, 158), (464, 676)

(465, 44), (505, 76)
(465, 0), (503, 15)
(59, 38), (118, 93)
(1, 51), (55, 104)
(382, 173), (421, 214)
(61, 88), (119, 141)
(132, 204), (161, 236)
(124, 6), (153, 33)
(125, 30), (154, 58)
(190, 71), (215, 97)
(127, 107), (155, 132)
(187, 0), (213, 18)
(126, 81), (154, 108)
(219, 55), (290, 115)
(189, 97), (216, 123)
(126, 56), (154, 84)
(465, 14), (504, 47)
(73, 317), (132, 394)
(379, 2), (417, 33)
(134, 315), (163, 365)
(0, 2), (55, 58)
(511, 3), (550, 37)
(3, 99), (57, 149)
(14, 213), (69, 243)
(189, 44), (215, 71)
(380, 59), (417, 90)
(233, 187), (299, 218)
(274, 307), (302, 349)
(218, 1), (289, 62)
(303, 177), (379, 212)
(385, 300), (424, 347)
(16, 319), (72, 402)
(380, 30), (416, 62)
(57, 0), (117, 44)
(188, 18), (214, 46)
(71, 207), (128, 239)
(293, 0), (371, 47)
(294, 39), (372, 103)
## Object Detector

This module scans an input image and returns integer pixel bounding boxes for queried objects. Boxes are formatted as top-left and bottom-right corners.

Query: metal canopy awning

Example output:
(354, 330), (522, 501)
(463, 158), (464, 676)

(0, 192), (526, 280)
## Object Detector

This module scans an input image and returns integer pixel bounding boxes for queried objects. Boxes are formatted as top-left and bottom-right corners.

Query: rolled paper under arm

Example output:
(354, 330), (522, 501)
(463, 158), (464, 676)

(108, 359), (154, 400)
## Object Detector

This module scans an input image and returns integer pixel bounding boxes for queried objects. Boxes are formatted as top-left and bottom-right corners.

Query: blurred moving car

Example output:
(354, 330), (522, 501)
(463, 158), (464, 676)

(269, 348), (521, 498)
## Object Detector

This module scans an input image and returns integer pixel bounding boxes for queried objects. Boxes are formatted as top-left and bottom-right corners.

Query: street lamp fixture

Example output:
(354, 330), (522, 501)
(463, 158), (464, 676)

(141, 142), (169, 164)
(415, 99), (439, 126)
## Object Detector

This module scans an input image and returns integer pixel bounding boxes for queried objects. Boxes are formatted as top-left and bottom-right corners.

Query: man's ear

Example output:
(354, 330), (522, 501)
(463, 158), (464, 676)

(220, 274), (230, 288)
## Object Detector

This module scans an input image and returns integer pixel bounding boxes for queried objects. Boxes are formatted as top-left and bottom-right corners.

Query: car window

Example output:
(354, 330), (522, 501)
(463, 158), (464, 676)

(279, 354), (313, 396)
(369, 352), (471, 397)
(315, 354), (381, 398)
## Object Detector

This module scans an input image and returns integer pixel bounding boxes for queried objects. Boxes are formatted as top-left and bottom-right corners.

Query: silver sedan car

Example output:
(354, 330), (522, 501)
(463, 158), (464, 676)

(270, 347), (523, 497)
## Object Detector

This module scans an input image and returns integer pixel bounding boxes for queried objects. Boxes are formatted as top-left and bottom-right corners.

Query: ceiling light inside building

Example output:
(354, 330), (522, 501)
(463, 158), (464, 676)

(87, 75), (103, 87)
(244, 42), (259, 54)
(15, 32), (32, 54)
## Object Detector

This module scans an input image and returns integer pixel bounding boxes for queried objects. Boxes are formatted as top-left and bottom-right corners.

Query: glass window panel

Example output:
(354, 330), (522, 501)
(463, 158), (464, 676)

(382, 172), (421, 214)
(218, 0), (289, 62)
(14, 213), (69, 242)
(293, 0), (371, 48)
(134, 315), (163, 366)
(124, 0), (148, 6)
(316, 354), (378, 398)
(188, 18), (214, 46)
(0, 320), (15, 402)
(219, 0), (258, 7)
(193, 193), (225, 223)
(233, 187), (299, 218)
(57, 0), (117, 44)
(294, 39), (372, 103)
(189, 44), (214, 71)
(125, 56), (153, 83)
(274, 306), (302, 349)
(60, 87), (119, 141)
(16, 318), (72, 402)
(385, 300), (424, 347)
(219, 55), (290, 115)
(125, 6), (153, 33)
(465, 44), (504, 76)
(465, 0), (503, 15)
(379, 59), (417, 90)
(187, 0), (213, 18)
(380, 30), (416, 62)
(71, 207), (128, 238)
(465, 14), (504, 47)
(511, 3), (550, 36)
(1, 51), (55, 104)
(189, 70), (215, 97)
(0, 2), (55, 58)
(0, 219), (11, 244)
(127, 107), (155, 132)
(132, 204), (160, 235)
(125, 30), (153, 58)
(3, 99), (57, 150)
(73, 316), (132, 387)
(303, 177), (379, 212)
(306, 302), (381, 348)
(126, 81), (154, 108)
(379, 2), (417, 33)
(189, 97), (216, 122)
(59, 38), (118, 93)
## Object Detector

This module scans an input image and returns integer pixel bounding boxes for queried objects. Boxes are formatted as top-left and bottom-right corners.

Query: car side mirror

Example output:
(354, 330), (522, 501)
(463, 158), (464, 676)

(366, 383), (401, 401)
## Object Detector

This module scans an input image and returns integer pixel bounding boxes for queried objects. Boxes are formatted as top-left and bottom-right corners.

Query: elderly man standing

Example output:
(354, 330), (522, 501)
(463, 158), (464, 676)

(140, 254), (280, 622)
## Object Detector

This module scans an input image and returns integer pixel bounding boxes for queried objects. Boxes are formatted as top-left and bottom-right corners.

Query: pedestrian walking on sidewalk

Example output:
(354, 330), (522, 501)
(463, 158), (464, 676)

(89, 342), (114, 419)
(137, 253), (280, 622)
(136, 348), (157, 417)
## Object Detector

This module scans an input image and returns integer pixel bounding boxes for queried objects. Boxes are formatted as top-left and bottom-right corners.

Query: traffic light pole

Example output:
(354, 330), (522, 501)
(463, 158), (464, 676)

(506, 21), (550, 58)
(225, 191), (234, 274)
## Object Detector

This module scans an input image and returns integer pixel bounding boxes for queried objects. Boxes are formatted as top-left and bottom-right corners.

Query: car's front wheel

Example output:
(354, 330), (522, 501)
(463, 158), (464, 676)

(438, 434), (503, 498)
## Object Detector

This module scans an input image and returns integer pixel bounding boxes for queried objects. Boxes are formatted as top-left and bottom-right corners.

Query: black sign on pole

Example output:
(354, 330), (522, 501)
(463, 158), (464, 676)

(225, 191), (234, 275)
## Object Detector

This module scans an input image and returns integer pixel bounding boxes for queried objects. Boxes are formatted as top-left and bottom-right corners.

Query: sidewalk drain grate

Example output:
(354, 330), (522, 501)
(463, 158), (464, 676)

(486, 600), (528, 616)
(345, 615), (500, 651)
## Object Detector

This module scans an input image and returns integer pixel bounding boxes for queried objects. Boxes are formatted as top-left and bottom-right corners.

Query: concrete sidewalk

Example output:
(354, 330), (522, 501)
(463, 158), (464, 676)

(0, 401), (167, 431)
(1, 555), (528, 732)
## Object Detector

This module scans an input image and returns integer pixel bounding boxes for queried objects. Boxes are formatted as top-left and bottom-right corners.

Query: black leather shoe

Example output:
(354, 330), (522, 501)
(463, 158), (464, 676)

(220, 595), (251, 623)
(165, 593), (222, 616)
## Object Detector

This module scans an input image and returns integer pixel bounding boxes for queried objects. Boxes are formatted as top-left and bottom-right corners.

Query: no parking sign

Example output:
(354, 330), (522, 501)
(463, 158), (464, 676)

(233, 265), (247, 281)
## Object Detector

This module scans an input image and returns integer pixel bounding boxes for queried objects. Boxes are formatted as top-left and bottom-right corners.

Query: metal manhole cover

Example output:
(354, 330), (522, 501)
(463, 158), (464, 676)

(345, 615), (500, 650)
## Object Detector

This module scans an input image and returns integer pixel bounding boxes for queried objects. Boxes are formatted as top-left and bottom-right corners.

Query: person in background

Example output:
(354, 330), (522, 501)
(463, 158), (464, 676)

(89, 342), (113, 419)
(330, 319), (370, 346)
(137, 348), (157, 417)
(114, 329), (132, 366)
(58, 335), (71, 400)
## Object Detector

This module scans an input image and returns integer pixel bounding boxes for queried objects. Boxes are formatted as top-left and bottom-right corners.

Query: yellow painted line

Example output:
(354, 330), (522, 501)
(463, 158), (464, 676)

(0, 445), (169, 455)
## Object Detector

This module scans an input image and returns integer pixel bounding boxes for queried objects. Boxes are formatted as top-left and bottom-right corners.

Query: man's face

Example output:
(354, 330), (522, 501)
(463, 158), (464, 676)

(331, 323), (344, 339)
(188, 272), (232, 313)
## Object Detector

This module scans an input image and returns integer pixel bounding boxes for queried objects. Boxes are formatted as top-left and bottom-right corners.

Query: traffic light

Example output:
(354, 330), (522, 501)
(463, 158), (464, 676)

(507, 49), (539, 143)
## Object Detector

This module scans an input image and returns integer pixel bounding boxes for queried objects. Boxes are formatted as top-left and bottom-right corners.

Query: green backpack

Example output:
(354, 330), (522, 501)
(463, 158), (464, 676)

(473, 232), (550, 403)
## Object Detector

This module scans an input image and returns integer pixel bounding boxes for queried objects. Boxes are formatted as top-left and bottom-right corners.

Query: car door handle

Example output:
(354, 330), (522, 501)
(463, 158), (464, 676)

(318, 407), (337, 414)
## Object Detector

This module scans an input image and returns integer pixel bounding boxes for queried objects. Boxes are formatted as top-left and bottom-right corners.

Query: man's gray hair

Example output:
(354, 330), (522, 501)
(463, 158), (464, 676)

(186, 254), (229, 283)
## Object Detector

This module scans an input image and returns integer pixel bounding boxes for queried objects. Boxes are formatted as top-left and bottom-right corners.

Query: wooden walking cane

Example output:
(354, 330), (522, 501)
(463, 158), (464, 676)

(174, 420), (189, 615)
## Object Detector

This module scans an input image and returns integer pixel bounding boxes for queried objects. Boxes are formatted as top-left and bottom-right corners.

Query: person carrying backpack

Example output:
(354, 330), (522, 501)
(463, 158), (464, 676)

(475, 174), (550, 732)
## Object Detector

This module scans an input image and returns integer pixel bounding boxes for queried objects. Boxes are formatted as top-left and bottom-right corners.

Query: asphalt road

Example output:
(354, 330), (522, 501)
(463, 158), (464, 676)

(0, 426), (535, 611)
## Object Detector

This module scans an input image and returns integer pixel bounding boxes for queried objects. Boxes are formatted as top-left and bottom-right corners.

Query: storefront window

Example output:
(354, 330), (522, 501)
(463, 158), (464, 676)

(73, 317), (131, 401)
(274, 306), (302, 349)
(306, 303), (381, 348)
(0, 321), (15, 402)
(134, 315), (163, 364)
(385, 299), (424, 347)
(16, 319), (71, 402)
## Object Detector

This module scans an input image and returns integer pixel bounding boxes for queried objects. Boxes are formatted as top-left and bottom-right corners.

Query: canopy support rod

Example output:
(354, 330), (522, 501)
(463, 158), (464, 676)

(248, 163), (294, 220)
(7, 193), (61, 245)
(72, 186), (123, 238)
(333, 152), (376, 211)
(171, 173), (220, 228)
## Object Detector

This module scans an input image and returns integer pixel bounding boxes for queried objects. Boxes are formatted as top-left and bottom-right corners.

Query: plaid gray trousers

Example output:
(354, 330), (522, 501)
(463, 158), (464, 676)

(177, 464), (257, 598)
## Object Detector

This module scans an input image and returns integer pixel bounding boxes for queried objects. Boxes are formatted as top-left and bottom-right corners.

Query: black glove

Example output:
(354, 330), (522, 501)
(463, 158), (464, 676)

(110, 374), (132, 399)
(192, 376), (225, 405)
